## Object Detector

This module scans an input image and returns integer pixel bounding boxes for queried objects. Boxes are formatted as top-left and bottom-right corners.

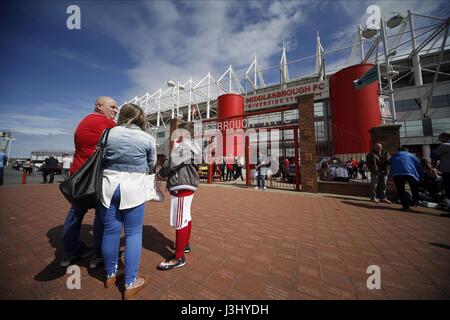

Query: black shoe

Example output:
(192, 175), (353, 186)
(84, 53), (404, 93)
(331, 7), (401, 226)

(158, 256), (186, 270)
(400, 207), (412, 212)
(60, 243), (91, 267)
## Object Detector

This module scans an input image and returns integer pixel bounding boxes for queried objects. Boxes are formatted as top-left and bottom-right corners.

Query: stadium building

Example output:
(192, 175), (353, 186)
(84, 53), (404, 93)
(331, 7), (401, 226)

(124, 10), (450, 193)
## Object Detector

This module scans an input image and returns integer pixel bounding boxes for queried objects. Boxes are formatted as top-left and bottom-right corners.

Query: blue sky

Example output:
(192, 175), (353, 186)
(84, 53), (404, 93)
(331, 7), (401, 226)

(1, 0), (449, 157)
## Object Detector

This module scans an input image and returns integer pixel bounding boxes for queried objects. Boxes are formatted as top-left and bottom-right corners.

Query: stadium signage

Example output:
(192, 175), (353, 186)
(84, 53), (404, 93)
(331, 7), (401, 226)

(244, 80), (329, 111)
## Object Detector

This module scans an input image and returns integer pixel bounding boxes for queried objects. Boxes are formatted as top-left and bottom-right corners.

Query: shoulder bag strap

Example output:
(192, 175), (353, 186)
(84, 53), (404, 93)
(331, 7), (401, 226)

(98, 128), (111, 148)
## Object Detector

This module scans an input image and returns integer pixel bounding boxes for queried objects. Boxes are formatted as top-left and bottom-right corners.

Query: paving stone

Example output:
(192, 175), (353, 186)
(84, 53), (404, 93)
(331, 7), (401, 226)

(0, 183), (449, 300)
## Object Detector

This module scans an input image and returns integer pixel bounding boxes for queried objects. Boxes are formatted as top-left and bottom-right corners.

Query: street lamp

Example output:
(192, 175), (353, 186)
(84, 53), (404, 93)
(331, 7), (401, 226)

(167, 80), (185, 118)
(6, 138), (15, 166)
(387, 12), (404, 28)
(361, 27), (378, 39)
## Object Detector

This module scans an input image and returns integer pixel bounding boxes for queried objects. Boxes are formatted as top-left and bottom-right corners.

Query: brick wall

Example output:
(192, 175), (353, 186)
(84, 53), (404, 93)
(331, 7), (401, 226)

(318, 181), (370, 197)
(298, 94), (318, 193)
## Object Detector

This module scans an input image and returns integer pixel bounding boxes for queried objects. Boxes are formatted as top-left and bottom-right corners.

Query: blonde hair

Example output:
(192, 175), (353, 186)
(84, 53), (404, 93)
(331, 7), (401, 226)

(117, 103), (148, 131)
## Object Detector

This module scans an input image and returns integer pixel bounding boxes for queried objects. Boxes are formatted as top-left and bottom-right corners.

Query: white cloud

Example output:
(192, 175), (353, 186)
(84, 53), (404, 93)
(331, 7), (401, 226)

(95, 0), (447, 101)
(0, 98), (92, 136)
(87, 0), (311, 99)
(0, 113), (73, 136)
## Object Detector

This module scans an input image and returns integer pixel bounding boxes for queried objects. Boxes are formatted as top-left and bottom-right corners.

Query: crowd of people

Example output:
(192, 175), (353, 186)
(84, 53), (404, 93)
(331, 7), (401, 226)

(315, 139), (450, 212)
(365, 137), (450, 211)
(213, 155), (245, 183)
(59, 97), (199, 300)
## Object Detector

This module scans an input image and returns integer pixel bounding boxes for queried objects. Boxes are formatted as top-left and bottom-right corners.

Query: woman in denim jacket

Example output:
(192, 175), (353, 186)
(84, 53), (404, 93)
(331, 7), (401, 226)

(99, 103), (156, 300)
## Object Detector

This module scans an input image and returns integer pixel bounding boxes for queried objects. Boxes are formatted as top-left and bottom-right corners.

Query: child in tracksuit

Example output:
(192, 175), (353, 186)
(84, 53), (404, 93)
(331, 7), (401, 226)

(157, 134), (200, 270)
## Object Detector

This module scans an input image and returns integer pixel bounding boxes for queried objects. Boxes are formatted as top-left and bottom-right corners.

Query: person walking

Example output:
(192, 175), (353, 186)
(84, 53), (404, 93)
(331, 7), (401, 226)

(42, 155), (59, 184)
(221, 157), (227, 182)
(366, 143), (392, 203)
(157, 123), (200, 271)
(391, 147), (423, 211)
(255, 152), (270, 191)
(226, 155), (234, 182)
(98, 103), (156, 299)
(232, 156), (244, 182)
(61, 154), (73, 180)
(60, 96), (117, 268)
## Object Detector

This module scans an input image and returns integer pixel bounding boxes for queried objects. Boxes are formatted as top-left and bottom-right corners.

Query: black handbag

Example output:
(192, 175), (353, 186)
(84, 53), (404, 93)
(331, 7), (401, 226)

(59, 128), (111, 209)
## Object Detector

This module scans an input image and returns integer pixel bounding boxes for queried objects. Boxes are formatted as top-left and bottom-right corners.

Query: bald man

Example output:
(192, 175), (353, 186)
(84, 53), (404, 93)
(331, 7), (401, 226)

(60, 97), (118, 268)
(366, 143), (391, 204)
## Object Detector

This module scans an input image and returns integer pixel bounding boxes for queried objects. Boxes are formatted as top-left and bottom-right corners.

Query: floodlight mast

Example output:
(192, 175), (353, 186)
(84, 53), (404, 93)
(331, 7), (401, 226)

(167, 80), (185, 118)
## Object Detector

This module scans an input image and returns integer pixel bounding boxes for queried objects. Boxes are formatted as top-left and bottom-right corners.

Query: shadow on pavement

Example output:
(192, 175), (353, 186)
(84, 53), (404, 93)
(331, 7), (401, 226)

(34, 224), (97, 282)
(430, 242), (450, 251)
(142, 225), (174, 260)
(324, 195), (370, 202)
(35, 224), (177, 284)
(341, 200), (449, 218)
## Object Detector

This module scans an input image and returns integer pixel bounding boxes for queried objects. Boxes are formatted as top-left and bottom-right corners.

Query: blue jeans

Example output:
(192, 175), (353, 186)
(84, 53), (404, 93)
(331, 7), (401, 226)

(98, 186), (145, 287)
(257, 174), (266, 188)
(63, 206), (103, 257)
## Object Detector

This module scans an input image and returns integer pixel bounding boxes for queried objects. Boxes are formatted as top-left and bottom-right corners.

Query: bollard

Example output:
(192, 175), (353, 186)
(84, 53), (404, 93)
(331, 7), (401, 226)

(21, 169), (27, 184)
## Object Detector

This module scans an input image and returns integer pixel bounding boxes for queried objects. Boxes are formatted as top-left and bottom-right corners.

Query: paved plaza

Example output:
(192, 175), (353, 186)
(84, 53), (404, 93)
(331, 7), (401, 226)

(0, 182), (449, 300)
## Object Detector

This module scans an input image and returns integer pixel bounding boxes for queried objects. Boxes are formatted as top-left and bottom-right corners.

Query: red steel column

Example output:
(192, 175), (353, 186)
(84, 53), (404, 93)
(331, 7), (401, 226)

(329, 63), (381, 155)
(217, 94), (244, 159)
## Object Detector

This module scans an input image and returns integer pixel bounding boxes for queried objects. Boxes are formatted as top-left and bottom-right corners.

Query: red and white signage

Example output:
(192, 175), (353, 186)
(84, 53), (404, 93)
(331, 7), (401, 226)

(244, 80), (329, 111)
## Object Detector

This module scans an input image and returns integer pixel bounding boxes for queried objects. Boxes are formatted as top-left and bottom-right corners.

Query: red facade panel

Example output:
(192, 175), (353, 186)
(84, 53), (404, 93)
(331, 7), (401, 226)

(329, 64), (381, 155)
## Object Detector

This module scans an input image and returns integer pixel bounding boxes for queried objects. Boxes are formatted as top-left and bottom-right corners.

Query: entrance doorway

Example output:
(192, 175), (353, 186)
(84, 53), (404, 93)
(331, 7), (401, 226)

(245, 125), (301, 191)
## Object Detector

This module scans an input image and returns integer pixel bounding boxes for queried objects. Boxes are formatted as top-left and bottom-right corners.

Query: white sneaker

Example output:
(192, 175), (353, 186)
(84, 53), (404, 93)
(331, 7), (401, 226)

(254, 187), (259, 190)
(263, 187), (268, 191)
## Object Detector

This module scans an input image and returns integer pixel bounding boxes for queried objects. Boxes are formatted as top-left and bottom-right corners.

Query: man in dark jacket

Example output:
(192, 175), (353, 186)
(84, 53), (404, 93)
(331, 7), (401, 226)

(366, 143), (391, 203)
(157, 126), (200, 270)
(42, 155), (59, 184)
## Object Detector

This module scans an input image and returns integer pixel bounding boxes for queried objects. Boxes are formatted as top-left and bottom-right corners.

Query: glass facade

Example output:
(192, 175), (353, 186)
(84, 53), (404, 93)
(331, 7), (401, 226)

(399, 120), (424, 137)
(395, 98), (421, 112)
(432, 118), (450, 135)
(430, 94), (450, 108)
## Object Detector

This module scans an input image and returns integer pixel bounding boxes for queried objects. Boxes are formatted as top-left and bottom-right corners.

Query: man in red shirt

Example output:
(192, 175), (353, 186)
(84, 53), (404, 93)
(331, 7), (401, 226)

(351, 157), (359, 179)
(61, 96), (118, 268)
(283, 157), (290, 181)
